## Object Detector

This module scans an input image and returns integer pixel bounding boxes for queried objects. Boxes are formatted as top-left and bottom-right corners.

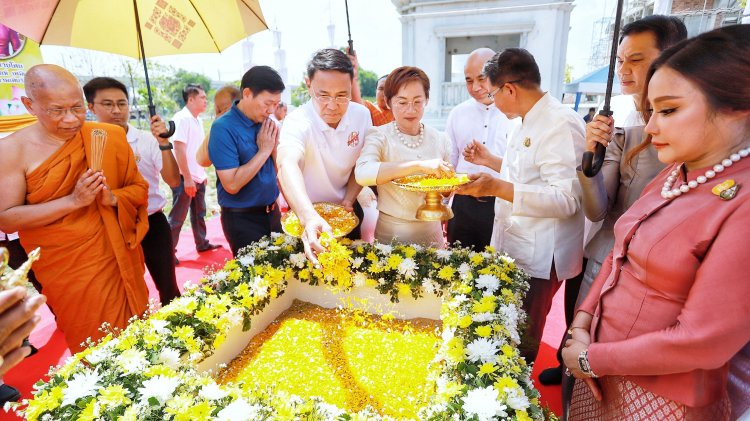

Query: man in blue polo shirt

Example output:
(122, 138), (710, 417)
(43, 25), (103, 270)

(208, 66), (285, 256)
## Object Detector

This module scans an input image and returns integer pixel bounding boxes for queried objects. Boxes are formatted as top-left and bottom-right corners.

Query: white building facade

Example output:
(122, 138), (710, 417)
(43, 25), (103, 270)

(391, 0), (575, 119)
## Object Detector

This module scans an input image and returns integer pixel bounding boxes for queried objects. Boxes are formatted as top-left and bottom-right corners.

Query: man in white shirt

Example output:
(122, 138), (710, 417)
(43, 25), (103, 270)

(169, 84), (220, 258)
(83, 77), (182, 305)
(457, 49), (585, 364)
(277, 49), (372, 264)
(446, 47), (516, 251)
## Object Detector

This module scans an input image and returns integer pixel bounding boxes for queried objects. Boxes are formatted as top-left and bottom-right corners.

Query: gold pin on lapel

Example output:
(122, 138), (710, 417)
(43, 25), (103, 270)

(523, 137), (531, 148)
(712, 179), (740, 200)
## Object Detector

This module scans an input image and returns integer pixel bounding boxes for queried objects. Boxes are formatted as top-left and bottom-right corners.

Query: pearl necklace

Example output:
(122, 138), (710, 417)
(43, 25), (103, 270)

(661, 146), (750, 199)
(394, 121), (424, 149)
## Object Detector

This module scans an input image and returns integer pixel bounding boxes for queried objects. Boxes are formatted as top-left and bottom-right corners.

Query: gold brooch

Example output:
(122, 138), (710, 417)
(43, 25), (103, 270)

(712, 179), (740, 200)
(523, 137), (531, 148)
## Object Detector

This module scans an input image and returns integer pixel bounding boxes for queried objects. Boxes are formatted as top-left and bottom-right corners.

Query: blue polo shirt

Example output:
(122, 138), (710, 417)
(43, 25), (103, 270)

(208, 102), (279, 208)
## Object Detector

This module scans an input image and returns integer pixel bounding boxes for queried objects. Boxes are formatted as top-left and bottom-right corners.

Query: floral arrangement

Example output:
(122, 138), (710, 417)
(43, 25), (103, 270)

(11, 233), (554, 421)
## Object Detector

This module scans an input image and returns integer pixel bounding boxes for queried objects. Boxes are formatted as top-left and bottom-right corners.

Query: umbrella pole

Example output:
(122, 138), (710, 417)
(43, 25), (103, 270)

(133, 0), (175, 138)
(581, 0), (624, 177)
(344, 0), (354, 55)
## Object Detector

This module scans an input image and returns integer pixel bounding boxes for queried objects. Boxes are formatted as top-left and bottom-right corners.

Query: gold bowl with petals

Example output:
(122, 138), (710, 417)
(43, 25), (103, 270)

(282, 202), (359, 239)
(392, 174), (471, 221)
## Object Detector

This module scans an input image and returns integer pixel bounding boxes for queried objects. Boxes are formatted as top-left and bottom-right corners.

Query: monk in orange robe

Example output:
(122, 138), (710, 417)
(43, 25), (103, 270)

(0, 64), (149, 353)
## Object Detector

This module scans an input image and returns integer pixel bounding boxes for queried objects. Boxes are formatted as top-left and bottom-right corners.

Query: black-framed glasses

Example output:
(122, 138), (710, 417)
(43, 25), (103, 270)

(311, 88), (350, 105)
(487, 79), (523, 100)
(95, 100), (129, 112)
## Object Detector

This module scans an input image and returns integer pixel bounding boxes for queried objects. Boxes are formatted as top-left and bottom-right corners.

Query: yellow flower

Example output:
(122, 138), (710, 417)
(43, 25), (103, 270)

(98, 384), (131, 408)
(78, 400), (97, 421)
(516, 410), (533, 421)
(494, 375), (519, 392)
(458, 283), (473, 294)
(387, 254), (403, 270)
(472, 295), (497, 313)
(446, 337), (465, 363)
(501, 344), (515, 357)
(458, 315), (473, 329)
(397, 283), (412, 296)
(438, 266), (455, 281)
(474, 325), (492, 338)
(438, 380), (465, 401)
(478, 362), (498, 377)
(470, 253), (484, 265)
(485, 245), (496, 254)
(224, 260), (239, 271)
(403, 246), (417, 258)
(366, 251), (379, 262)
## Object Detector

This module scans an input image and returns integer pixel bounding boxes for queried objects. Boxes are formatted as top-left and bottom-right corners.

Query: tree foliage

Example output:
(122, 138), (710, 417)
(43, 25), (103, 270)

(358, 68), (378, 98)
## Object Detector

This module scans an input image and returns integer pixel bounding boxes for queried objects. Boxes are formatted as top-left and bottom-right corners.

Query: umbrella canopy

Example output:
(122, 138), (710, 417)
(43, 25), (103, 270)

(0, 0), (268, 59)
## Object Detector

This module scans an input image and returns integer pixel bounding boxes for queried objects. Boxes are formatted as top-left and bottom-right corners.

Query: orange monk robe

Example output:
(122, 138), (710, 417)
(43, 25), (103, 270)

(19, 121), (150, 353)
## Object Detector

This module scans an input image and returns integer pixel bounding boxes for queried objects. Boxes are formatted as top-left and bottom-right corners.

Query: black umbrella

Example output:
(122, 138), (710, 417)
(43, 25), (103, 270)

(581, 0), (625, 177)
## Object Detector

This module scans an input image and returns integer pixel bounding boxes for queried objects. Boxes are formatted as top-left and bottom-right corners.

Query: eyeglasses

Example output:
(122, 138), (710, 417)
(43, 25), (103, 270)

(311, 89), (350, 105)
(24, 97), (87, 119)
(487, 79), (523, 100)
(95, 100), (129, 112)
(392, 99), (426, 111)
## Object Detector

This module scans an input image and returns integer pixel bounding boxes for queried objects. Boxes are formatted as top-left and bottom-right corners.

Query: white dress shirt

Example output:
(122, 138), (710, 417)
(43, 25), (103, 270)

(172, 107), (206, 184)
(492, 93), (586, 280)
(446, 98), (517, 176)
(278, 101), (372, 203)
(126, 124), (166, 215)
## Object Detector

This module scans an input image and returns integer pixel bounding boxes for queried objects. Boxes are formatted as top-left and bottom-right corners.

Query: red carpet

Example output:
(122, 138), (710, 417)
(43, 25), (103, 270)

(1, 217), (565, 419)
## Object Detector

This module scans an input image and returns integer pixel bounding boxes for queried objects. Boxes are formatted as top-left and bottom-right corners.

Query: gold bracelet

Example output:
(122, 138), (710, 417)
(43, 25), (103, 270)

(567, 326), (587, 335)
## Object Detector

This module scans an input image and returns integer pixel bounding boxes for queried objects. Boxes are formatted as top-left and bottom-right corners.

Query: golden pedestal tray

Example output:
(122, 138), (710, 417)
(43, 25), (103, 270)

(392, 174), (471, 221)
(281, 202), (359, 239)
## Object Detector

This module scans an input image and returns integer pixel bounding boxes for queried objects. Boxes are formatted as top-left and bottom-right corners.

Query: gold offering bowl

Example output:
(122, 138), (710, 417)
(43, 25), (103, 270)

(281, 202), (359, 238)
(392, 174), (471, 221)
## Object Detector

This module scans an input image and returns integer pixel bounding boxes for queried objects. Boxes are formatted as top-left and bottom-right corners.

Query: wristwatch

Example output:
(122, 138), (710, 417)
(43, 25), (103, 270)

(578, 349), (598, 378)
(159, 142), (174, 151)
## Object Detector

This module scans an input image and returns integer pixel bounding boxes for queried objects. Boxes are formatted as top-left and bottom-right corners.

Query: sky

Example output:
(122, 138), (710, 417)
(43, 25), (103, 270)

(39, 0), (616, 87)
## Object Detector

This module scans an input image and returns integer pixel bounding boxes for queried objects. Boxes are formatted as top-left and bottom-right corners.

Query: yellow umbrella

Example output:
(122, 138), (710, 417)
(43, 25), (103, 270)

(0, 0), (268, 136)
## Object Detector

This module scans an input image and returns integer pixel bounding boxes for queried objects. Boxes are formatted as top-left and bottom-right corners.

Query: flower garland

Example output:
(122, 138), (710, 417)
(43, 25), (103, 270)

(11, 233), (556, 421)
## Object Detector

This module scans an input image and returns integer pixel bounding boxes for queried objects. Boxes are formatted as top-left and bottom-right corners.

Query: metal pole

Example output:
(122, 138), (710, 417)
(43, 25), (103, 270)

(344, 0), (354, 55)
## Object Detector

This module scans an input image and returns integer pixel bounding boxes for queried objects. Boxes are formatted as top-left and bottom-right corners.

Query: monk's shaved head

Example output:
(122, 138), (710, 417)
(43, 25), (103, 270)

(25, 64), (82, 100)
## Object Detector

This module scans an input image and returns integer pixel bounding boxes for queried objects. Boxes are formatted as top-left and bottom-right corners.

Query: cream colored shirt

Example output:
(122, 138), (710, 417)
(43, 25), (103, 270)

(355, 122), (451, 221)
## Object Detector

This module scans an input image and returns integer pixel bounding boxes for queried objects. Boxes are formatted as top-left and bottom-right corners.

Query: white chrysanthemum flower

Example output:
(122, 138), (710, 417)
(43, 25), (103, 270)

(116, 348), (149, 374)
(352, 272), (367, 287)
(238, 255), (255, 267)
(472, 312), (496, 323)
(199, 383), (229, 401)
(475, 274), (500, 294)
(216, 399), (261, 421)
(150, 319), (170, 335)
(256, 240), (269, 249)
(458, 263), (472, 280)
(435, 249), (452, 261)
(462, 386), (508, 421)
(267, 245), (281, 251)
(211, 270), (230, 282)
(505, 386), (531, 410)
(61, 370), (101, 406)
(422, 278), (437, 294)
(317, 402), (345, 417)
(223, 307), (243, 326)
(398, 258), (418, 279)
(441, 328), (455, 342)
(351, 257), (364, 269)
(158, 348), (181, 369)
(289, 252), (307, 269)
(374, 243), (393, 255)
(448, 294), (468, 309)
(466, 338), (500, 363)
(499, 304), (521, 343)
(84, 347), (109, 365)
(137, 375), (180, 405)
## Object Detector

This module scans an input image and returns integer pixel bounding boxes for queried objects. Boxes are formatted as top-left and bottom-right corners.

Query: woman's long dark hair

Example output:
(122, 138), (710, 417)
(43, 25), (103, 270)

(626, 24), (750, 165)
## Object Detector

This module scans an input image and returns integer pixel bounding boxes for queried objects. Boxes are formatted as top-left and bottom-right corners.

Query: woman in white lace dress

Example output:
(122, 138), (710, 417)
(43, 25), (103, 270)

(355, 66), (453, 247)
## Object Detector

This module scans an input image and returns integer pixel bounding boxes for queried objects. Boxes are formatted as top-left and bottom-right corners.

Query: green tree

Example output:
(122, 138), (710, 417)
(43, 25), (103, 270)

(291, 80), (310, 107)
(358, 68), (378, 98)
(166, 69), (214, 107)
